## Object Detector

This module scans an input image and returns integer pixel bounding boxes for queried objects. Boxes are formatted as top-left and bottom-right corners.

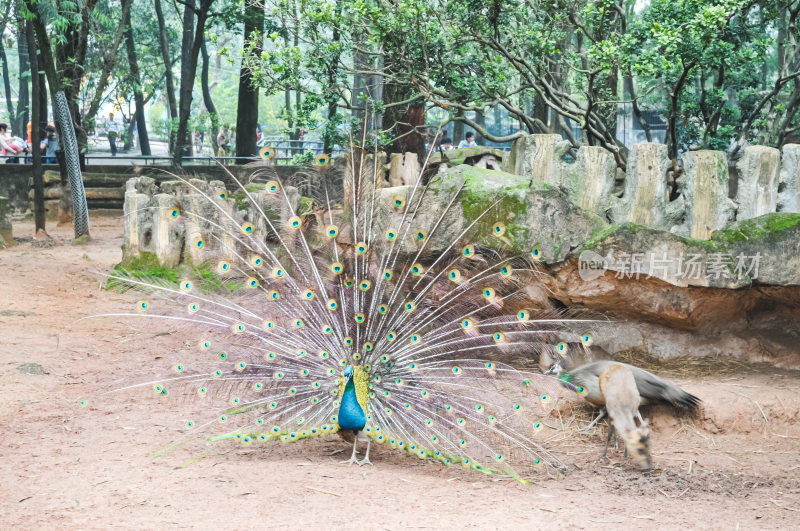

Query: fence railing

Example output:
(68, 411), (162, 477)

(1, 138), (509, 167)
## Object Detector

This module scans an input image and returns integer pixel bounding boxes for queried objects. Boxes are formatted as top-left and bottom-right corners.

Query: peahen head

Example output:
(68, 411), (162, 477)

(547, 361), (565, 377)
(625, 424), (653, 472)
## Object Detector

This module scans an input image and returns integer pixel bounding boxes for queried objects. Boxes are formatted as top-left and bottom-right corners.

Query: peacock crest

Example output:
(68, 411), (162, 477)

(93, 147), (599, 479)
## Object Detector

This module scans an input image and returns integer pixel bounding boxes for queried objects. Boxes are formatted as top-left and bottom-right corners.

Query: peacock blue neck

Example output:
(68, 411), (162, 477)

(337, 377), (367, 432)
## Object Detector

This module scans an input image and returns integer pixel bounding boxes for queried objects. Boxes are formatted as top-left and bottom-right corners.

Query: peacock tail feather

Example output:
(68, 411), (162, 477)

(92, 147), (599, 478)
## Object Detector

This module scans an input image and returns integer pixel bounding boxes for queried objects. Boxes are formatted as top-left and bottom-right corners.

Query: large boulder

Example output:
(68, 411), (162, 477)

(712, 212), (800, 286)
(576, 212), (800, 288)
(369, 164), (607, 262)
(577, 223), (744, 289)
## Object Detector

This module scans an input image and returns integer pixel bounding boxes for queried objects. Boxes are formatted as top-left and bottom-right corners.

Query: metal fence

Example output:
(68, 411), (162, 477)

(1, 138), (346, 167)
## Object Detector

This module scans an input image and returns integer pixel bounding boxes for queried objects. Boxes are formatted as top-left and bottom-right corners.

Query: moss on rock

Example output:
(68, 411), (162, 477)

(712, 213), (800, 244)
(453, 165), (531, 251)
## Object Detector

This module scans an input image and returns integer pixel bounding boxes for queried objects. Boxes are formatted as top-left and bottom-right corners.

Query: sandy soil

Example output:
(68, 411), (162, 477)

(1, 215), (799, 530)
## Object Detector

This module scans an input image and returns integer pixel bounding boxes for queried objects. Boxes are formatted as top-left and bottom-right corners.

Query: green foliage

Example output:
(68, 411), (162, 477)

(21, 0), (800, 161)
(298, 196), (314, 215)
(111, 251), (228, 294)
(291, 150), (316, 165)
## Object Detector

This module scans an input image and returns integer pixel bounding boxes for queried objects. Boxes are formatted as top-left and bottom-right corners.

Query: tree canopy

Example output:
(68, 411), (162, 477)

(5, 0), (800, 168)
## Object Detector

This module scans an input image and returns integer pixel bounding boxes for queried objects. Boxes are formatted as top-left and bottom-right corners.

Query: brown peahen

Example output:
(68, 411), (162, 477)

(542, 351), (701, 434)
(598, 363), (652, 470)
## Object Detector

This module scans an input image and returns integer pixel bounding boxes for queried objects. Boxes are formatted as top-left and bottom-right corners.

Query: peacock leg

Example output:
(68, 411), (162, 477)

(635, 410), (644, 425)
(579, 407), (606, 432)
(341, 437), (359, 465)
(357, 439), (372, 466)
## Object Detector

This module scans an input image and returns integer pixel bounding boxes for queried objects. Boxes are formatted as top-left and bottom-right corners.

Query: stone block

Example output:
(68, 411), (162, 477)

(735, 145), (780, 220)
(673, 150), (735, 239)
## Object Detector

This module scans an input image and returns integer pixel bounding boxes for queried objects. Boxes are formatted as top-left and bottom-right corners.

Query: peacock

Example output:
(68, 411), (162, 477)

(91, 145), (600, 480)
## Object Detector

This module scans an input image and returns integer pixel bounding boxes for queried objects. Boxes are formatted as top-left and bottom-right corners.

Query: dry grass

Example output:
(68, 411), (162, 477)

(610, 347), (798, 378)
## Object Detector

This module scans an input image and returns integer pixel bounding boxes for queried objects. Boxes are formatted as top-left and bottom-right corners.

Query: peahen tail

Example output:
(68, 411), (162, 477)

(554, 360), (700, 411)
(90, 146), (599, 478)
(628, 365), (701, 410)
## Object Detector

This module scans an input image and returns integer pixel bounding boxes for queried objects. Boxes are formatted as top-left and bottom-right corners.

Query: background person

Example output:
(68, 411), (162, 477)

(458, 132), (477, 148)
(41, 125), (59, 164)
(105, 112), (121, 156)
(0, 122), (22, 163)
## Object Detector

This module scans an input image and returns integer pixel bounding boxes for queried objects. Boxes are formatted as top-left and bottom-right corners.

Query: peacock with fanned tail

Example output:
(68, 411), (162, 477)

(96, 147), (600, 479)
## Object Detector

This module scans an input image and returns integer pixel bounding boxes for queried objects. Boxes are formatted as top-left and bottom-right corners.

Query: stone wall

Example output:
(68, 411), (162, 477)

(122, 176), (302, 268)
(118, 163), (800, 367)
(508, 137), (800, 240)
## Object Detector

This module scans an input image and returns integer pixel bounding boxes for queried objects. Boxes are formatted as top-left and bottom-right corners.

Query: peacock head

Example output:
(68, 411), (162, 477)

(343, 365), (354, 379)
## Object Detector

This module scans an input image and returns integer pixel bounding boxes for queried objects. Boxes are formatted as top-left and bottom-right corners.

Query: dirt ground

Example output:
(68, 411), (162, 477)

(2, 215), (799, 529)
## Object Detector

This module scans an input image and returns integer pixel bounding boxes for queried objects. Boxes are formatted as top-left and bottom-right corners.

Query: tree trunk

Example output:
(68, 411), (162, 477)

(453, 109), (464, 144)
(624, 74), (652, 142)
(179, 0), (195, 160)
(0, 38), (14, 123)
(124, 6), (150, 155)
(38, 70), (47, 126)
(380, 82), (423, 156)
(28, 2), (91, 237)
(235, 0), (264, 162)
(322, 0), (341, 154)
(492, 105), (504, 136)
(285, 88), (294, 145)
(173, 0), (214, 166)
(474, 109), (486, 145)
(16, 16), (29, 135)
(155, 0), (178, 153)
(82, 0), (133, 145)
(778, 7), (787, 74)
(352, 40), (370, 144)
(292, 8), (301, 154)
(26, 20), (45, 234)
(532, 92), (549, 133)
(200, 38), (219, 152)
(124, 114), (136, 151)
(667, 64), (693, 161)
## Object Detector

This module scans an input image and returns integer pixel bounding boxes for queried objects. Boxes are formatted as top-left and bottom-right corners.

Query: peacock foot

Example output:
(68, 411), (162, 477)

(357, 457), (373, 466)
(578, 409), (606, 433)
(340, 456), (359, 465)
